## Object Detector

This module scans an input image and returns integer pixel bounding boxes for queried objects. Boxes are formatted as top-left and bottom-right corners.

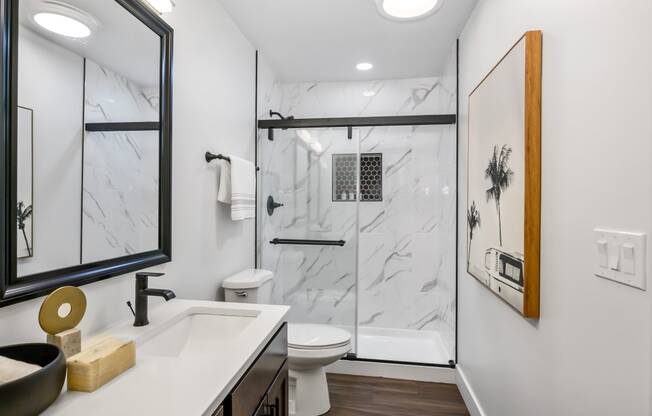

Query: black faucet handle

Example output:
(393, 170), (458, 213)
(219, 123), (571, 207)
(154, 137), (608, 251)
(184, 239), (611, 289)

(126, 301), (136, 317)
(136, 272), (165, 280)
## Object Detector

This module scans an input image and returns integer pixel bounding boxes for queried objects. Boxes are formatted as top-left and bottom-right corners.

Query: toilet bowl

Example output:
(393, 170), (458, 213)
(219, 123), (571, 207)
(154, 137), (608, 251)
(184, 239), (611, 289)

(222, 269), (351, 416)
(287, 323), (351, 416)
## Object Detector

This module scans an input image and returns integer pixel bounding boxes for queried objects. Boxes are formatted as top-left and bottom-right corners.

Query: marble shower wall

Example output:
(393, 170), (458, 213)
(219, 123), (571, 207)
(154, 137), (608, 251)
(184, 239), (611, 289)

(357, 124), (456, 334)
(257, 44), (457, 359)
(259, 125), (359, 328)
(277, 76), (452, 118)
(81, 60), (159, 263)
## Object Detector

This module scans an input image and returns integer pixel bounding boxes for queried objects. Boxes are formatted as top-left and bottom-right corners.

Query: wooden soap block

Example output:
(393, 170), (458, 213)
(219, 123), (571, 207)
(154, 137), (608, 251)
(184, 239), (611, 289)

(47, 328), (82, 358)
(67, 336), (136, 392)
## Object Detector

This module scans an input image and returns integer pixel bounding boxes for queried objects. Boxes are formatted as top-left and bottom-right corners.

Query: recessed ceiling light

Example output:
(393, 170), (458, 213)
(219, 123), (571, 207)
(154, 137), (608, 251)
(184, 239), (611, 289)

(356, 62), (374, 71)
(145, 0), (175, 14)
(377, 0), (443, 21)
(33, 12), (91, 38)
(362, 90), (376, 97)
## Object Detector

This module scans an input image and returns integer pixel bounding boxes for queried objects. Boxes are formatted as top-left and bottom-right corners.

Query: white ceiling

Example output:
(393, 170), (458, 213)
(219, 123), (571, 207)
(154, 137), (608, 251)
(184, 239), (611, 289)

(19, 0), (160, 88)
(219, 0), (477, 82)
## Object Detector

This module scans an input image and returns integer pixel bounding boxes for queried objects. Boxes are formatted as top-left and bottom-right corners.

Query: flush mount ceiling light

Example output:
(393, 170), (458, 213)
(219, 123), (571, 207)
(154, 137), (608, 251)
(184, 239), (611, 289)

(29, 1), (98, 39)
(356, 62), (374, 71)
(145, 0), (176, 14)
(33, 12), (91, 38)
(362, 90), (376, 97)
(376, 0), (444, 21)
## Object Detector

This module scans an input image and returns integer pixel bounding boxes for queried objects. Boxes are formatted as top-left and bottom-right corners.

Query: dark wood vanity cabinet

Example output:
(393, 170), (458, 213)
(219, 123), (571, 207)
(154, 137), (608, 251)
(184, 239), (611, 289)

(218, 323), (289, 416)
(247, 365), (289, 416)
(265, 362), (289, 416)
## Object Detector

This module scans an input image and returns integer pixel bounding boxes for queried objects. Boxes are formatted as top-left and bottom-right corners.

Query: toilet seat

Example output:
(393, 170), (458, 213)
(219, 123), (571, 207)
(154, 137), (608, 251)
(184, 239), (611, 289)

(288, 323), (351, 350)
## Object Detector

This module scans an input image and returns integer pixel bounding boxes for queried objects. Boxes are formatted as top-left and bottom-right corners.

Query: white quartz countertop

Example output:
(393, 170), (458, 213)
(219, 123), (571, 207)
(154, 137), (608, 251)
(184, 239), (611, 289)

(42, 299), (289, 416)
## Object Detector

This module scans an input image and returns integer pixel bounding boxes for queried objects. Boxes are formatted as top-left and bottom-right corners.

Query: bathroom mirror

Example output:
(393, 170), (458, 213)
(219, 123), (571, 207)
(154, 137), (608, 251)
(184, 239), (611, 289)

(0, 0), (173, 306)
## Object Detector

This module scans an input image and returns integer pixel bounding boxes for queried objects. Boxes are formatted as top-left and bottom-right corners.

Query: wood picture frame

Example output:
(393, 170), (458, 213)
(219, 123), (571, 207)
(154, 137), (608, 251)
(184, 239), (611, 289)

(466, 30), (541, 318)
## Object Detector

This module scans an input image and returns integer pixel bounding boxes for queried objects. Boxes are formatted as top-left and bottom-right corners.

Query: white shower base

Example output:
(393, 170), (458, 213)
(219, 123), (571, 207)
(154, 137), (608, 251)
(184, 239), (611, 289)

(354, 326), (452, 365)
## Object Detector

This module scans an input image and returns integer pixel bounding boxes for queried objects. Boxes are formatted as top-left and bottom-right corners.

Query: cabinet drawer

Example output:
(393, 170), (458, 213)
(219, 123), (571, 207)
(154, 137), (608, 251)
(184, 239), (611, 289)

(230, 323), (287, 416)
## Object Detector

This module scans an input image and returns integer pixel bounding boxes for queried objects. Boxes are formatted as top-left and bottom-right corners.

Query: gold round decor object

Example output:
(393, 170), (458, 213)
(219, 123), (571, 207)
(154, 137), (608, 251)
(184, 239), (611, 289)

(38, 286), (87, 335)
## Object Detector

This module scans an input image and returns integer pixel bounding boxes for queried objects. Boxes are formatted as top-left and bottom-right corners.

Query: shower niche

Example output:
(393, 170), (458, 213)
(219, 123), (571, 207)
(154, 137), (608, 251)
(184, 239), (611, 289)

(332, 153), (383, 202)
(360, 153), (383, 202)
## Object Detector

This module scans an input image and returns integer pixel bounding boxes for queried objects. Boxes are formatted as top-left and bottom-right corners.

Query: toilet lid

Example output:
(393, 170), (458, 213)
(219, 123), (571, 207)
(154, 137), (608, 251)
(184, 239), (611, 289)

(288, 323), (351, 350)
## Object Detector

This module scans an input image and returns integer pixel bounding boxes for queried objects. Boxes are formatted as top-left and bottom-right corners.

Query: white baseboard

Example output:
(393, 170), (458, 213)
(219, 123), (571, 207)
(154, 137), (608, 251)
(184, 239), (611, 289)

(326, 359), (456, 384)
(456, 364), (486, 416)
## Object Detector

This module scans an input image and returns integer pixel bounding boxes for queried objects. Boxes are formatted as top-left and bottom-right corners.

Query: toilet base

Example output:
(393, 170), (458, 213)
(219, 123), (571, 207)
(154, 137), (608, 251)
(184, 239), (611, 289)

(289, 368), (330, 416)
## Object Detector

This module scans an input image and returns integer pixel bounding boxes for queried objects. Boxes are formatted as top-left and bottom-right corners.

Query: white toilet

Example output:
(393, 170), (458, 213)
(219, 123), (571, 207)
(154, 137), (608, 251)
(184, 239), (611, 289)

(223, 269), (352, 416)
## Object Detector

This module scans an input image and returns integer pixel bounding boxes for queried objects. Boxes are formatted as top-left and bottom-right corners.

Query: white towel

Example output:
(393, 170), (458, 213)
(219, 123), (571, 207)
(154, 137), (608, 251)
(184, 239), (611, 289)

(217, 155), (256, 221)
(217, 160), (231, 204)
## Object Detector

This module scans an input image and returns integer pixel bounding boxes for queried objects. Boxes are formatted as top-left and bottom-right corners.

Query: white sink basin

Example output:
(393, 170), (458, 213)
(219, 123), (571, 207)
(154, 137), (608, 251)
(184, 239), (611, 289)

(138, 307), (260, 358)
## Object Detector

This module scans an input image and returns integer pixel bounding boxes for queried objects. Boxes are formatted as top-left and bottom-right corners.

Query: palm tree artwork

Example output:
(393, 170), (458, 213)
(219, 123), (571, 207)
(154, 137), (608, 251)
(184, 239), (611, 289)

(485, 144), (513, 246)
(467, 201), (481, 266)
(17, 201), (33, 257)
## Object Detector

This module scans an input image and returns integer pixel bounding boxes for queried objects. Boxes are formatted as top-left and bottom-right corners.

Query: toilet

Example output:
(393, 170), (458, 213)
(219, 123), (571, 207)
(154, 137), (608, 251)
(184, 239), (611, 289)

(223, 269), (352, 416)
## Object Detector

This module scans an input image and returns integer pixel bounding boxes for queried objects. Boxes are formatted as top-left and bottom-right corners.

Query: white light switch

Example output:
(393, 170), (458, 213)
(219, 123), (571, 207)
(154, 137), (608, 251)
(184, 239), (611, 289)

(594, 229), (646, 290)
(608, 242), (620, 271)
(621, 243), (635, 275)
(596, 239), (608, 268)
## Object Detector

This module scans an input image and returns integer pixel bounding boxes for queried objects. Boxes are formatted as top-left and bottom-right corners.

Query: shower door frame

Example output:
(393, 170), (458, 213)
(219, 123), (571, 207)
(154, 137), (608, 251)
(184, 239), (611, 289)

(254, 43), (460, 369)
(256, 117), (458, 369)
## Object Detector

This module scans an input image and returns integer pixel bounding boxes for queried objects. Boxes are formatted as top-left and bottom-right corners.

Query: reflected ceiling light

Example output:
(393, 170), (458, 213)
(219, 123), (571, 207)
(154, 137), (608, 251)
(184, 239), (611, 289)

(310, 142), (323, 155)
(362, 90), (376, 97)
(297, 129), (314, 144)
(377, 0), (443, 21)
(145, 0), (175, 14)
(356, 62), (373, 71)
(296, 130), (323, 155)
(33, 12), (91, 38)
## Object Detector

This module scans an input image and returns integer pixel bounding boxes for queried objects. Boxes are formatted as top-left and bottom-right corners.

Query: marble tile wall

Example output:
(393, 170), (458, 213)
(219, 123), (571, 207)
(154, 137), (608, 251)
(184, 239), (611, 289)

(259, 126), (359, 328)
(81, 60), (159, 263)
(277, 76), (452, 119)
(257, 45), (457, 359)
(357, 124), (456, 335)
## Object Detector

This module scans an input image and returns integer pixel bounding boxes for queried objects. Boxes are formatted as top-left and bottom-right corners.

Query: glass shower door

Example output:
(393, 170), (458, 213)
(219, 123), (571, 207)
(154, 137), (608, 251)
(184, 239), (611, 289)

(258, 127), (359, 354)
(354, 124), (457, 365)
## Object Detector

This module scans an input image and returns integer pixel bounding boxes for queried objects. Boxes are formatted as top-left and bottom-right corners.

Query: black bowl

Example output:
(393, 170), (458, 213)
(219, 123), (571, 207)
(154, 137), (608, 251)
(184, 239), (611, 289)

(0, 343), (66, 416)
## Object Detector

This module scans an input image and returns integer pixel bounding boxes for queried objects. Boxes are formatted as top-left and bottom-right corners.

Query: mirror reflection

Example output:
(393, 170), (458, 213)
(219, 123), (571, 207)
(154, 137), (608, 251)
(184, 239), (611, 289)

(17, 0), (161, 277)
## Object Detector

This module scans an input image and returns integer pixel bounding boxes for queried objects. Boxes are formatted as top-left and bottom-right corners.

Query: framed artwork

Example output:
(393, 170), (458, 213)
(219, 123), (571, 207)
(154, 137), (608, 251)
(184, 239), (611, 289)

(466, 31), (542, 318)
(17, 106), (34, 259)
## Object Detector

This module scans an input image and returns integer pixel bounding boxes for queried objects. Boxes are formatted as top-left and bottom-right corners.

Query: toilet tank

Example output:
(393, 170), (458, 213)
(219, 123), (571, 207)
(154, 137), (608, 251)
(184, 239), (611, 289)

(222, 269), (274, 304)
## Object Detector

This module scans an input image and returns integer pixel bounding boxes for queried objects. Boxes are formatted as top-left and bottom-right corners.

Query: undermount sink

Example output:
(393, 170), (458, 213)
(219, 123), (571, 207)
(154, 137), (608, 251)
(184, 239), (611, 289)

(138, 308), (260, 358)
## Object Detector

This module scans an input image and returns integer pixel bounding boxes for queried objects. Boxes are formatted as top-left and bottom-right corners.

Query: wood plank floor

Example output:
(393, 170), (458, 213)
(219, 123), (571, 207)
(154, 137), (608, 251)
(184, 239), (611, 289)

(326, 374), (470, 416)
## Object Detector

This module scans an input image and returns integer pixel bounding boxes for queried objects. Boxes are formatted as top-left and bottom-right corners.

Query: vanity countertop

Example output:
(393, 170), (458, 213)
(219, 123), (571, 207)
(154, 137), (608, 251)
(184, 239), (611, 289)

(42, 299), (289, 416)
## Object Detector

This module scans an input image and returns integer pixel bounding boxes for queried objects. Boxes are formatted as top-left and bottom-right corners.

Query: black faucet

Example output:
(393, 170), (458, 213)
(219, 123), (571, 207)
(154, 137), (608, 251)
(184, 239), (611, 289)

(132, 272), (176, 327)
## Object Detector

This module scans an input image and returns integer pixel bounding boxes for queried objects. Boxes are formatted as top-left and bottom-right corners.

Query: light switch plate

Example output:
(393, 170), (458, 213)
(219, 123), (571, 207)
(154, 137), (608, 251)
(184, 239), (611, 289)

(594, 229), (646, 290)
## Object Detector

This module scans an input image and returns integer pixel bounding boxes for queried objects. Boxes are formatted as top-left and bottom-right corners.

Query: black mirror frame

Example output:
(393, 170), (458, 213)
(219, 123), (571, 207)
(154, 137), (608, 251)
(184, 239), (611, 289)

(0, 0), (173, 307)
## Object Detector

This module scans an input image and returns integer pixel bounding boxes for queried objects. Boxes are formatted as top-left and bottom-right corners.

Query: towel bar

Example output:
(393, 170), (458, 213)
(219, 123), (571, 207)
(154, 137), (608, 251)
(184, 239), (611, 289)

(206, 152), (260, 171)
(205, 152), (230, 163)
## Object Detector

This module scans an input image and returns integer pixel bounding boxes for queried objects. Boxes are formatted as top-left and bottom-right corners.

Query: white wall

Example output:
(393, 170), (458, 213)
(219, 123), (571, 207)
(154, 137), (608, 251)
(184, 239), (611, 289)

(17, 27), (83, 276)
(0, 0), (256, 344)
(457, 1), (652, 415)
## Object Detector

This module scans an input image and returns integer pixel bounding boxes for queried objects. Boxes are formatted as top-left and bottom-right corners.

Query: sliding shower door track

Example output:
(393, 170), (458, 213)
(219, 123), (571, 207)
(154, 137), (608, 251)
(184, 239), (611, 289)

(342, 355), (456, 369)
(258, 114), (456, 130)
